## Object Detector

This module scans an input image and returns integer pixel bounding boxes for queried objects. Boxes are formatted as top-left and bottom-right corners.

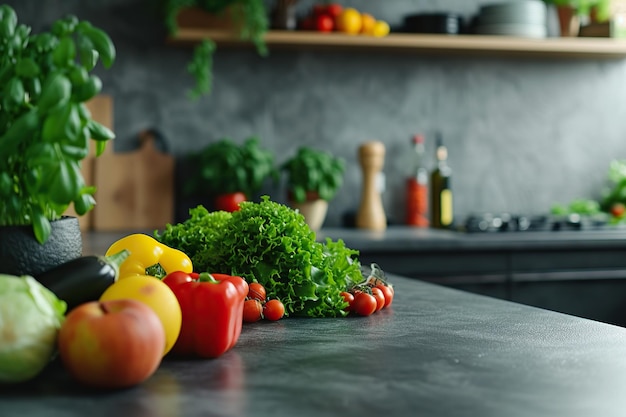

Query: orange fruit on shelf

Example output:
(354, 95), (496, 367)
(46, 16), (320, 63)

(360, 13), (376, 35)
(335, 8), (362, 35)
(372, 20), (390, 37)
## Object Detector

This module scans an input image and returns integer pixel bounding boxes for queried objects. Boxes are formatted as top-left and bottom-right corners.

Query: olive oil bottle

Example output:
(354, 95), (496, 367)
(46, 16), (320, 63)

(430, 136), (453, 229)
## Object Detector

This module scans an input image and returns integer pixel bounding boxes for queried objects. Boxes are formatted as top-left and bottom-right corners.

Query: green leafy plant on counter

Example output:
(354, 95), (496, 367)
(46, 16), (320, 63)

(161, 0), (269, 99)
(185, 136), (277, 199)
(281, 146), (345, 203)
(154, 197), (363, 318)
(0, 5), (116, 243)
(551, 198), (602, 216)
(600, 159), (626, 222)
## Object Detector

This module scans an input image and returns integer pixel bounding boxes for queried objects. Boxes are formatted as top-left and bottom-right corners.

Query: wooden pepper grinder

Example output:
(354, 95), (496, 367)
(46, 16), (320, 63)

(356, 141), (387, 231)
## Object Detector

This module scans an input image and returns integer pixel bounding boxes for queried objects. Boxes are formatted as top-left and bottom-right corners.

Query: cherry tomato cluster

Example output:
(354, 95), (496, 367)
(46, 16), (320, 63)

(243, 282), (285, 322)
(341, 281), (394, 317)
(300, 3), (343, 32)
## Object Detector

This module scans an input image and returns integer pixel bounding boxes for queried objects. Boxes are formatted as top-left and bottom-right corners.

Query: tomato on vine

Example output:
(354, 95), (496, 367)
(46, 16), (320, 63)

(264, 299), (285, 321)
(371, 287), (385, 311)
(352, 292), (377, 316)
(243, 299), (263, 322)
(375, 284), (394, 307)
(248, 282), (266, 301)
(340, 291), (354, 312)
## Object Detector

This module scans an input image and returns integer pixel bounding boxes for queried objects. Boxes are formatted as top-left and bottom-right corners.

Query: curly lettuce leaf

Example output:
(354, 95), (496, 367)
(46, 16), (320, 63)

(154, 197), (362, 317)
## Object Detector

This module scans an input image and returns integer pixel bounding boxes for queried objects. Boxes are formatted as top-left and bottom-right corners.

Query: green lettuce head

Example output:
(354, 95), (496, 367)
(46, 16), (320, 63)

(0, 275), (67, 383)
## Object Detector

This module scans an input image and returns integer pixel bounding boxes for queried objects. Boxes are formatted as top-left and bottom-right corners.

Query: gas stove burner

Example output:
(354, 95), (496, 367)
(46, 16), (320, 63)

(463, 212), (611, 233)
(463, 213), (548, 233)
(550, 213), (609, 231)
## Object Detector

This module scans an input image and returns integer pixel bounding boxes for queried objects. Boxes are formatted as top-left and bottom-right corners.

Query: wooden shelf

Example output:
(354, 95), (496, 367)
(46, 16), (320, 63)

(168, 29), (626, 59)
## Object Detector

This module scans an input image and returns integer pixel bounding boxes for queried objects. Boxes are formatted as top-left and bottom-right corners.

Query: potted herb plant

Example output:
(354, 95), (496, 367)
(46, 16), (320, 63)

(281, 146), (345, 231)
(0, 5), (116, 275)
(543, 0), (612, 36)
(186, 136), (277, 211)
(161, 0), (270, 99)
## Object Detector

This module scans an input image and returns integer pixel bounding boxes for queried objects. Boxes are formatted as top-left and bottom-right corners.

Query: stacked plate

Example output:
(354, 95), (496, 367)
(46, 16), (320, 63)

(474, 0), (548, 38)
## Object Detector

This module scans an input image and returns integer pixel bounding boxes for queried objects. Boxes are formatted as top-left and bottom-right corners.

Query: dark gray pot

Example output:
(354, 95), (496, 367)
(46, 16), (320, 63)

(0, 217), (82, 277)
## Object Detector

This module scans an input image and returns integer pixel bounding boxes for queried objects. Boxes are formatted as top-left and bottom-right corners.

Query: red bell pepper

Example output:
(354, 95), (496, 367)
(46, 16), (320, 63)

(163, 271), (249, 358)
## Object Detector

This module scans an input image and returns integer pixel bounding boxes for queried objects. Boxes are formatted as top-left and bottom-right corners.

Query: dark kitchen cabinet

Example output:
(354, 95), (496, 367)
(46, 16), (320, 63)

(319, 227), (626, 326)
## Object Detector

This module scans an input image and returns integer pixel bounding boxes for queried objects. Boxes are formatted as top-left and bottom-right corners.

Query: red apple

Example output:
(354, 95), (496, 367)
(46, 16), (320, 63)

(58, 299), (165, 389)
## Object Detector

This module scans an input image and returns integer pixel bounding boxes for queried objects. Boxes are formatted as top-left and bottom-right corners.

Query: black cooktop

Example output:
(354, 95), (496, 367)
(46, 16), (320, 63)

(462, 213), (614, 233)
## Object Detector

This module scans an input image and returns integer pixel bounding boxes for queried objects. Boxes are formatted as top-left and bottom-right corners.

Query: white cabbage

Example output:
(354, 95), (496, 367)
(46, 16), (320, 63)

(0, 274), (66, 383)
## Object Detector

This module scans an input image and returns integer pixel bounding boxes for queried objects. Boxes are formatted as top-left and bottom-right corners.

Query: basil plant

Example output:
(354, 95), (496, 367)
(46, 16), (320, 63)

(0, 5), (116, 243)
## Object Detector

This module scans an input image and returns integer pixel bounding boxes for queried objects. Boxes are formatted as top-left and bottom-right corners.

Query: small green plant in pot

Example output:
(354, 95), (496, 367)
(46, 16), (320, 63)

(186, 136), (277, 211)
(281, 147), (345, 231)
(0, 6), (116, 242)
(543, 0), (612, 36)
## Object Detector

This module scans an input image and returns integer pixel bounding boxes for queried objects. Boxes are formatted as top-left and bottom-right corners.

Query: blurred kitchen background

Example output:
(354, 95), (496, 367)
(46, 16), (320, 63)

(8, 0), (626, 227)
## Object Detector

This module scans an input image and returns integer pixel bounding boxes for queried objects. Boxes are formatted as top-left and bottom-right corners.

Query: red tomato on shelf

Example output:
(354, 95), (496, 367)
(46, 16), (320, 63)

(215, 192), (246, 212)
(326, 3), (343, 18)
(316, 14), (334, 32)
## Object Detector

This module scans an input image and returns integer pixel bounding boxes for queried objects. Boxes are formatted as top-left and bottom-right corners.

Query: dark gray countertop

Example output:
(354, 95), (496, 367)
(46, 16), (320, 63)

(81, 226), (626, 256)
(319, 226), (626, 251)
(3, 275), (626, 417)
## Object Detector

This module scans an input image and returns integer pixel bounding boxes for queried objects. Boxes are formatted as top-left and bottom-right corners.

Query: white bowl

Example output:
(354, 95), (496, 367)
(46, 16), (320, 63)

(479, 1), (547, 25)
(475, 23), (548, 38)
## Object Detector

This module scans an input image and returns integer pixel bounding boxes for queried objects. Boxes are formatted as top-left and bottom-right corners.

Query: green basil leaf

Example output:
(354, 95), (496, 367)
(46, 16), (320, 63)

(26, 143), (56, 167)
(15, 57), (39, 78)
(61, 145), (89, 160)
(52, 36), (76, 67)
(48, 158), (79, 205)
(0, 5), (17, 38)
(38, 72), (71, 114)
(73, 192), (96, 216)
(31, 206), (52, 245)
(82, 26), (116, 68)
(42, 105), (71, 142)
(0, 109), (39, 155)
(24, 77), (42, 100)
(95, 140), (107, 156)
(72, 74), (101, 102)
(87, 119), (115, 141)
(5, 77), (24, 107)
(77, 35), (98, 71)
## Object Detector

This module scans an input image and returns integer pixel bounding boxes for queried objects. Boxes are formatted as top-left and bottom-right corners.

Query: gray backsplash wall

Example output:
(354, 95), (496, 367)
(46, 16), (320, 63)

(8, 0), (626, 226)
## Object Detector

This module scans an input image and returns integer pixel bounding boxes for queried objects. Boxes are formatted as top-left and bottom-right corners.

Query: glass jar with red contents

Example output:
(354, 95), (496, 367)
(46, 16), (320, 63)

(406, 134), (429, 227)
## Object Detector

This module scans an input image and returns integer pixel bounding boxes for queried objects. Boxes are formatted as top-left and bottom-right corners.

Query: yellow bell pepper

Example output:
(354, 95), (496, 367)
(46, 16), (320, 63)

(105, 233), (193, 279)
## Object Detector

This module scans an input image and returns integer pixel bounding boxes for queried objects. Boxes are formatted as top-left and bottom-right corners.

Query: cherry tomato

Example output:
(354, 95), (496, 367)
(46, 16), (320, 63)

(264, 299), (285, 321)
(375, 284), (394, 308)
(316, 14), (334, 32)
(248, 282), (266, 301)
(340, 291), (354, 311)
(611, 202), (626, 217)
(352, 292), (377, 316)
(371, 287), (385, 311)
(215, 192), (246, 212)
(326, 3), (343, 18)
(243, 299), (263, 322)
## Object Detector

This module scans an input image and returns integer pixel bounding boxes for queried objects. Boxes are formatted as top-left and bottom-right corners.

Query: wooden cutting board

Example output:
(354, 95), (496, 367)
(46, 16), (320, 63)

(92, 130), (175, 231)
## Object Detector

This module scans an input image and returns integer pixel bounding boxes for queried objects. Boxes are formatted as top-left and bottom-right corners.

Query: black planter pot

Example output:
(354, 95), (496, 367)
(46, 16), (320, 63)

(0, 216), (82, 277)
